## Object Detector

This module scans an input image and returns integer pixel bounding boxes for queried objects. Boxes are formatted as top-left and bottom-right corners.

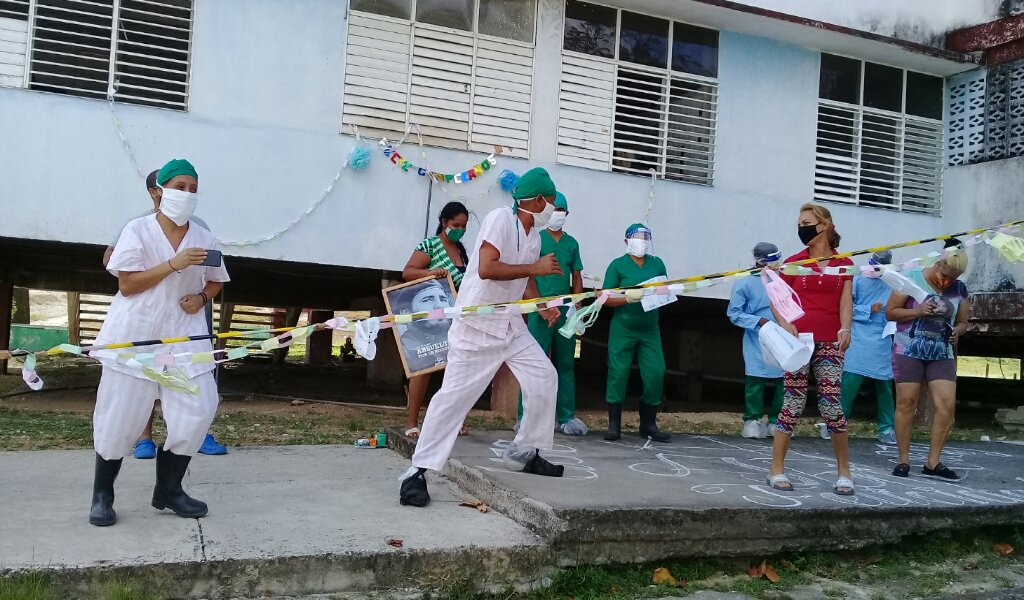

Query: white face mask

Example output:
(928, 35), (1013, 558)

(547, 211), (567, 231)
(626, 239), (651, 257)
(519, 199), (555, 228)
(159, 187), (197, 226)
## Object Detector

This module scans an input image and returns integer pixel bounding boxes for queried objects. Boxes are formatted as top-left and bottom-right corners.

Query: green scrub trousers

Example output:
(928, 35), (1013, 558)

(744, 376), (784, 423)
(605, 318), (664, 406)
(517, 309), (577, 423)
(839, 372), (895, 433)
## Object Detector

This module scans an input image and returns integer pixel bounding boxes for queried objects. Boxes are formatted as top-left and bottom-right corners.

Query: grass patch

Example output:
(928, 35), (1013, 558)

(0, 573), (57, 600)
(102, 579), (157, 600)
(0, 406), (93, 450)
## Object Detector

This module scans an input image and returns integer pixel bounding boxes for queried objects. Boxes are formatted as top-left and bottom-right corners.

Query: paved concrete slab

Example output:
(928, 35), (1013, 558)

(417, 430), (1024, 561)
(0, 446), (547, 598)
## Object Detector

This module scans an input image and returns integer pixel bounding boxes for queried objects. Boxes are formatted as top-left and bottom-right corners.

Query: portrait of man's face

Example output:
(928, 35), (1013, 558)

(386, 275), (458, 377)
(397, 280), (453, 335)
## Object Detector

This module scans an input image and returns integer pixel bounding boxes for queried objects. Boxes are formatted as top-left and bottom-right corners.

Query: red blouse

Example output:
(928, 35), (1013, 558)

(780, 248), (852, 342)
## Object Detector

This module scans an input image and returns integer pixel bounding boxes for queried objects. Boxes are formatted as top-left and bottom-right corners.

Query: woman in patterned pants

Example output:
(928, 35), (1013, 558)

(767, 203), (855, 496)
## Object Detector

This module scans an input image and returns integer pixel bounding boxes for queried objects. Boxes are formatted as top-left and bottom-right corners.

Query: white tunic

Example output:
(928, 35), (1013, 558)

(96, 214), (230, 379)
(411, 206), (556, 473)
(457, 206), (540, 337)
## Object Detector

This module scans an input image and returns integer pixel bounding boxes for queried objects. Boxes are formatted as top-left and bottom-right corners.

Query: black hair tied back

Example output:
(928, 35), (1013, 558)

(436, 201), (470, 265)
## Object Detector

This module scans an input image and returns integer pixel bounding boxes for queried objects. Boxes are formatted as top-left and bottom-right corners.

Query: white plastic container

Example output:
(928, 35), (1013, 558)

(758, 321), (814, 373)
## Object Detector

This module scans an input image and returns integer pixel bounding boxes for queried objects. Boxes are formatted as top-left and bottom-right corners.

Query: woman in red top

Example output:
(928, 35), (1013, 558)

(768, 203), (854, 495)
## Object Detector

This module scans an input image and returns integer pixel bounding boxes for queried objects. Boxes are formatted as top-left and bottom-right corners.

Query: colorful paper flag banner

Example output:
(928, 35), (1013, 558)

(380, 139), (497, 184)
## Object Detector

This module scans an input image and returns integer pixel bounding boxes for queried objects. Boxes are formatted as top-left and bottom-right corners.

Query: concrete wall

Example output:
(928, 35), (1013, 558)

(943, 156), (1024, 293)
(0, 0), (954, 300)
(743, 0), (1002, 46)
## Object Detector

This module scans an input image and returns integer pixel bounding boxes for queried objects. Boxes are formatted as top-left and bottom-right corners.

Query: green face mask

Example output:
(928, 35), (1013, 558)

(445, 227), (465, 242)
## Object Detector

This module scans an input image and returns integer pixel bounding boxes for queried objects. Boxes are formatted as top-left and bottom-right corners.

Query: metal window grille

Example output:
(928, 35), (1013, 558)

(342, 6), (535, 156)
(22, 0), (192, 109)
(815, 100), (942, 215)
(556, 6), (718, 186)
(112, 0), (192, 109)
(815, 58), (943, 215)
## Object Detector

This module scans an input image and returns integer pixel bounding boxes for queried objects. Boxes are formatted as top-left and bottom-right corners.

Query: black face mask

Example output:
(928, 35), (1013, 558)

(798, 224), (820, 246)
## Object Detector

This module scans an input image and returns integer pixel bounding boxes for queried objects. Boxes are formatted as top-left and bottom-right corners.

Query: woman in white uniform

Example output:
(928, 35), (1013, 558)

(90, 158), (229, 526)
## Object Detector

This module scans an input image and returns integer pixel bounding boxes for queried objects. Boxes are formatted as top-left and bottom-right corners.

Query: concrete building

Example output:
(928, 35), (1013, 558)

(0, 0), (1021, 401)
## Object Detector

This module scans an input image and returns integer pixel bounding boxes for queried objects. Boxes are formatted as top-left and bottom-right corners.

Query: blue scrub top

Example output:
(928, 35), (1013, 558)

(727, 275), (783, 379)
(843, 276), (894, 380)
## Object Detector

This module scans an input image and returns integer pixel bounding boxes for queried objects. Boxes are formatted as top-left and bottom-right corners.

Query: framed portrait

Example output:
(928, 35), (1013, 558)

(382, 274), (458, 378)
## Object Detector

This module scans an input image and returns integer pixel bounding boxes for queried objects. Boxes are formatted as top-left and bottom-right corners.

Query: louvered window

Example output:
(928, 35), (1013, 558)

(1, 0), (193, 109)
(342, 0), (537, 157)
(814, 53), (944, 214)
(558, 1), (718, 186)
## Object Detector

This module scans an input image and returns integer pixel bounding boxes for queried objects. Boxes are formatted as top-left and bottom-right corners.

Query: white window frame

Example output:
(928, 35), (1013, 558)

(0, 0), (194, 111)
(556, 1), (718, 186)
(342, 0), (538, 156)
(814, 54), (944, 215)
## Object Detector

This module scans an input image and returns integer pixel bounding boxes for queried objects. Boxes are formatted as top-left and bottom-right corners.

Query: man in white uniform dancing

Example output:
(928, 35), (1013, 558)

(400, 167), (566, 507)
(90, 158), (229, 526)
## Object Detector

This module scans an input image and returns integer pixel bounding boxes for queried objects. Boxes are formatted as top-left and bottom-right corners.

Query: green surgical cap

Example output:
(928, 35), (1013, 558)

(157, 159), (198, 186)
(554, 191), (568, 210)
(512, 167), (556, 200)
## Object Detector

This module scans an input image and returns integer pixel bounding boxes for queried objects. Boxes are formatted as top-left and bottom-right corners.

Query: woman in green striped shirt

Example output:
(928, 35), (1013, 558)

(401, 202), (470, 438)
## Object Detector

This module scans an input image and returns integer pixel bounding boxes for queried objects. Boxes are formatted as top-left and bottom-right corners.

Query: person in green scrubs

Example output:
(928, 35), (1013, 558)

(603, 223), (670, 443)
(517, 193), (588, 435)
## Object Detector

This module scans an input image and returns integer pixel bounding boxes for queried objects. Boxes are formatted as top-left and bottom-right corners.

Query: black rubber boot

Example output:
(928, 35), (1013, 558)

(152, 447), (208, 518)
(638, 403), (671, 443)
(89, 453), (123, 527)
(604, 403), (622, 441)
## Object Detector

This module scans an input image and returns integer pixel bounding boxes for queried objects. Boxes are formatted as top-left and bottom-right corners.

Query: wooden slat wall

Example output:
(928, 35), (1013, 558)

(0, 16), (28, 89)
(470, 37), (533, 157)
(556, 53), (614, 170)
(341, 12), (412, 140)
(409, 24), (473, 150)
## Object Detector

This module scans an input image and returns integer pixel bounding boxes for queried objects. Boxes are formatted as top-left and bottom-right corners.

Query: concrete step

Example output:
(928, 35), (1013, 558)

(390, 427), (1024, 563)
(0, 446), (551, 599)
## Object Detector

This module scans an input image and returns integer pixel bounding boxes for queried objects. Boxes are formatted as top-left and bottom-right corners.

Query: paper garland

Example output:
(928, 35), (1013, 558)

(8, 220), (1023, 393)
(380, 138), (497, 184)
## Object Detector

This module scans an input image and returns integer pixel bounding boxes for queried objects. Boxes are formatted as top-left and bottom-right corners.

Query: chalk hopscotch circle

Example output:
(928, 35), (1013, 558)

(483, 439), (598, 481)
(628, 453), (691, 478)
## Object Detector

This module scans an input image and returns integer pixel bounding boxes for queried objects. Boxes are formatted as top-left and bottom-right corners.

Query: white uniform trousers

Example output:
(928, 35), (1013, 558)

(93, 368), (219, 460)
(412, 319), (557, 472)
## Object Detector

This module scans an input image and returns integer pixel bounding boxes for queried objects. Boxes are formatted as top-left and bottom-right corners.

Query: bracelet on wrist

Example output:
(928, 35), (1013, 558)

(199, 291), (209, 305)
(168, 260), (181, 273)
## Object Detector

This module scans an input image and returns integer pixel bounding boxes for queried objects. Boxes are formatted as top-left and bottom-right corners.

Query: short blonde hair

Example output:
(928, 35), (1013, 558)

(939, 250), (969, 276)
(799, 202), (841, 248)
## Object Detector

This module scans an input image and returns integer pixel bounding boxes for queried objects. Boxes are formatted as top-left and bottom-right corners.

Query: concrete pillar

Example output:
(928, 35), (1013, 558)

(12, 287), (29, 324)
(306, 309), (334, 365)
(0, 282), (12, 375)
(352, 294), (405, 387)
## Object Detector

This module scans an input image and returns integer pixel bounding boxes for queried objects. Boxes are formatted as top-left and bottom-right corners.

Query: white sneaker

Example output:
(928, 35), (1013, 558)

(741, 420), (761, 438)
(878, 430), (897, 445)
(757, 421), (769, 439)
(815, 422), (831, 440)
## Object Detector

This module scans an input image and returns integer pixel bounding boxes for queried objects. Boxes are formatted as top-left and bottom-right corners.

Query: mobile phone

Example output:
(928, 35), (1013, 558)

(200, 249), (222, 267)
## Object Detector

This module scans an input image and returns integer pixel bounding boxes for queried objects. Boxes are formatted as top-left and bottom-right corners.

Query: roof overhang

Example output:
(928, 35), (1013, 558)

(597, 0), (981, 76)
